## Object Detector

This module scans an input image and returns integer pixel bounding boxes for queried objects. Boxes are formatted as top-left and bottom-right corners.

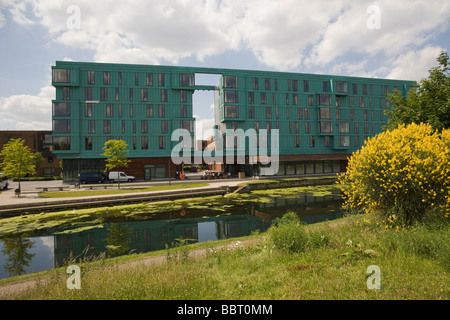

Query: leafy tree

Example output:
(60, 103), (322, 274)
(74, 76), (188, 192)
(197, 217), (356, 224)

(101, 139), (130, 189)
(0, 138), (36, 195)
(31, 152), (45, 176)
(387, 51), (450, 131)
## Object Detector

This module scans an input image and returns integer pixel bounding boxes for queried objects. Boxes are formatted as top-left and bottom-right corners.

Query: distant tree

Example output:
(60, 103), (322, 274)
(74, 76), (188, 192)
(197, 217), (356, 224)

(101, 139), (130, 189)
(0, 138), (35, 196)
(31, 152), (45, 176)
(387, 50), (450, 131)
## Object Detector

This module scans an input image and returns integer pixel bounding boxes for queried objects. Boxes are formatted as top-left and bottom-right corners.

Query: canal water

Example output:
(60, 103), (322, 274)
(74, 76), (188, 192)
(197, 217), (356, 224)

(0, 191), (344, 280)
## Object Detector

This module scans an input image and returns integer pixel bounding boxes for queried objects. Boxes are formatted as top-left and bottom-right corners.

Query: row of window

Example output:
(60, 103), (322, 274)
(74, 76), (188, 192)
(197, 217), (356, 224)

(53, 68), (195, 88)
(53, 102), (190, 119)
(53, 119), (194, 135)
(224, 105), (386, 122)
(223, 74), (397, 96)
(85, 136), (172, 151)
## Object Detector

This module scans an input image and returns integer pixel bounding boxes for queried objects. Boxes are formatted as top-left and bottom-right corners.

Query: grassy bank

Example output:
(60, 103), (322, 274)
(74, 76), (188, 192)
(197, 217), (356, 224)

(1, 213), (448, 300)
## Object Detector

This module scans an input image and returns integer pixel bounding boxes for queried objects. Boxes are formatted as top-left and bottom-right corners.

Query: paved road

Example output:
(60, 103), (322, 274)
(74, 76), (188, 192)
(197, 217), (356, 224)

(0, 174), (256, 207)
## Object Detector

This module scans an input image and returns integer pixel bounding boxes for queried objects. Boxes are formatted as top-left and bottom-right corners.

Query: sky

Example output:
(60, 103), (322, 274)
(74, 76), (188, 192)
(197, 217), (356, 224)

(0, 0), (449, 139)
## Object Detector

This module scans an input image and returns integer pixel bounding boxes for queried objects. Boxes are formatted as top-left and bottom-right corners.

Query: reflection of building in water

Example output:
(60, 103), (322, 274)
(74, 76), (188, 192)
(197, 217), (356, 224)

(54, 214), (270, 266)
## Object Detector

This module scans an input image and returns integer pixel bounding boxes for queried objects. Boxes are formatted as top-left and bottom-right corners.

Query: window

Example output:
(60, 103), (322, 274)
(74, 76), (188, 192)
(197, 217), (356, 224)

(118, 72), (122, 85)
(224, 105), (239, 118)
(336, 109), (341, 120)
(294, 136), (300, 148)
(223, 75), (238, 88)
(141, 136), (148, 150)
(85, 136), (93, 150)
(146, 73), (153, 86)
(132, 120), (137, 134)
(248, 92), (255, 104)
(339, 122), (350, 133)
(180, 90), (187, 102)
(318, 94), (332, 106)
(115, 88), (120, 101)
(354, 123), (359, 134)
(85, 103), (93, 117)
(252, 77), (259, 90)
(141, 88), (148, 102)
(133, 136), (137, 150)
(304, 108), (310, 120)
(336, 81), (348, 93)
(305, 122), (311, 133)
(85, 87), (92, 101)
(161, 89), (168, 102)
(129, 104), (134, 118)
(141, 120), (148, 133)
(53, 136), (71, 150)
(88, 120), (95, 134)
(297, 108), (303, 119)
(88, 71), (95, 84)
(53, 119), (70, 133)
(266, 107), (272, 119)
(161, 120), (168, 133)
(336, 96), (341, 107)
(294, 122), (299, 133)
(62, 87), (70, 100)
(339, 136), (350, 147)
(352, 83), (358, 94)
(100, 87), (108, 101)
(180, 105), (187, 118)
(360, 97), (365, 108)
(224, 91), (238, 103)
(106, 104), (113, 117)
(362, 84), (368, 95)
(254, 121), (260, 133)
(292, 80), (298, 92)
(308, 95), (314, 106)
(249, 106), (255, 119)
(135, 72), (139, 86)
(118, 104), (122, 117)
(129, 88), (134, 101)
(103, 120), (111, 134)
(181, 120), (194, 133)
(158, 104), (165, 118)
(265, 78), (271, 90)
(121, 120), (125, 134)
(319, 108), (332, 119)
(303, 80), (309, 92)
(53, 69), (70, 83)
(261, 92), (267, 104)
(146, 104), (154, 118)
(323, 81), (329, 92)
(319, 122), (332, 133)
(53, 102), (70, 116)
(310, 136), (315, 148)
(180, 74), (195, 87)
(324, 136), (330, 147)
(159, 136), (166, 149)
(158, 73), (165, 87)
(103, 71), (111, 85)
(293, 94), (298, 105)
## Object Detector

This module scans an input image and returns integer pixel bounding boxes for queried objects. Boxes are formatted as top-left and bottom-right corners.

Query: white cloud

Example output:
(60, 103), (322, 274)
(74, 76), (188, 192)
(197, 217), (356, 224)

(0, 85), (54, 130)
(386, 46), (444, 81)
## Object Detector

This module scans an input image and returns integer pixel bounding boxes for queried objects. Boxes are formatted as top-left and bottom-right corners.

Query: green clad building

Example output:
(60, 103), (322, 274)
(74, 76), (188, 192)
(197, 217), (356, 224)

(51, 61), (414, 182)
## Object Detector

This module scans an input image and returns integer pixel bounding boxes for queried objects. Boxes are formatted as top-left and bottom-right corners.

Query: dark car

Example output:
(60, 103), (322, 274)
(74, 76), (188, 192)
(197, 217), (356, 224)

(79, 172), (107, 184)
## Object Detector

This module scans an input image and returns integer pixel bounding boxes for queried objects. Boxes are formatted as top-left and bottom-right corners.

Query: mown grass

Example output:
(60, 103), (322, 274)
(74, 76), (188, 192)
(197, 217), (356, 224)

(37, 183), (210, 198)
(2, 213), (448, 300)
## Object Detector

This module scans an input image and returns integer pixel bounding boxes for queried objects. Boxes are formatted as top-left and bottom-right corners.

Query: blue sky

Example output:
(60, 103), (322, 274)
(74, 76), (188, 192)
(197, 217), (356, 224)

(0, 0), (449, 135)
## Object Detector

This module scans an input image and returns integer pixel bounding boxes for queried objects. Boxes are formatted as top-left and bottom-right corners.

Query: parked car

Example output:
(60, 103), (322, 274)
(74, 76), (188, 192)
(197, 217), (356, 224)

(79, 172), (107, 184)
(108, 171), (135, 182)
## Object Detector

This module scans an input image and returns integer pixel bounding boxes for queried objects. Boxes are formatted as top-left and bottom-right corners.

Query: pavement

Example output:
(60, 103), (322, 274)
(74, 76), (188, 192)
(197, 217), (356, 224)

(0, 173), (257, 208)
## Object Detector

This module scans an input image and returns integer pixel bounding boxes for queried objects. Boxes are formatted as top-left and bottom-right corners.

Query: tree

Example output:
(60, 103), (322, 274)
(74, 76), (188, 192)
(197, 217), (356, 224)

(31, 152), (45, 176)
(0, 138), (36, 196)
(387, 51), (450, 131)
(101, 139), (130, 189)
(338, 123), (450, 224)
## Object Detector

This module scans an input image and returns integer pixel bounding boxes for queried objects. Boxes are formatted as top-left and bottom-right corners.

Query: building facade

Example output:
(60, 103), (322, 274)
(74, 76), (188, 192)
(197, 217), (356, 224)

(0, 130), (62, 178)
(51, 61), (414, 182)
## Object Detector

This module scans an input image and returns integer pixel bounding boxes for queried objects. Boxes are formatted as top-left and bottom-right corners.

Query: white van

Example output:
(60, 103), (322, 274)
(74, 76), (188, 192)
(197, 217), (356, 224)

(108, 171), (135, 182)
(0, 172), (9, 190)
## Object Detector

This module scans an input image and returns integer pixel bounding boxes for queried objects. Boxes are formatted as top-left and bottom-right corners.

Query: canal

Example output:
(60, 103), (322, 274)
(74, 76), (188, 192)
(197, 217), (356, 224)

(0, 187), (344, 279)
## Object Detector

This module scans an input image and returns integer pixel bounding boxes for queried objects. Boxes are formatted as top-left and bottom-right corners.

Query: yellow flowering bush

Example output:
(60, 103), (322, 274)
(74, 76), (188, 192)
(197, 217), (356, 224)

(338, 123), (450, 223)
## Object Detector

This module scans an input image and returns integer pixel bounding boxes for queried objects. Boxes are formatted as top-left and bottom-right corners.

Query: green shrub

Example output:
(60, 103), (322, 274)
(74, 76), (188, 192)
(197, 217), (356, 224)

(268, 212), (308, 253)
